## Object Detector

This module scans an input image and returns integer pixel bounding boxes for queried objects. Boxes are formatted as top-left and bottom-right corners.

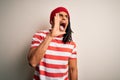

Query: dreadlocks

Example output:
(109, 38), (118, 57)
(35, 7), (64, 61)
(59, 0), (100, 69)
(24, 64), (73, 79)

(63, 21), (73, 43)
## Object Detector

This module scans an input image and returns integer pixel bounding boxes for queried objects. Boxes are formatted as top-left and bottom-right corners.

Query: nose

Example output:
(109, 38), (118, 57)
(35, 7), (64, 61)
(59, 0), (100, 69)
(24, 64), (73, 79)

(62, 16), (66, 20)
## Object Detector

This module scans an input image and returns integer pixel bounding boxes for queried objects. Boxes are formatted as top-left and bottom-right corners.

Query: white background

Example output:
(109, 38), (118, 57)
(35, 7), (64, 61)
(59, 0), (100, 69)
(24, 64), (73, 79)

(0, 0), (120, 80)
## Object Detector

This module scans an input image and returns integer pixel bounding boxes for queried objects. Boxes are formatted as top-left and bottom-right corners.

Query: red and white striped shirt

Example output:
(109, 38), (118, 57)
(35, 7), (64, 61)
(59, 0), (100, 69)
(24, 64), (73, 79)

(31, 30), (77, 80)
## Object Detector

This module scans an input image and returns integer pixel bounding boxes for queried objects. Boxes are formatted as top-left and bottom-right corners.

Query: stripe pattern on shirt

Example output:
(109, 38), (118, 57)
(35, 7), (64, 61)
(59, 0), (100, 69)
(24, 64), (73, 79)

(31, 30), (77, 80)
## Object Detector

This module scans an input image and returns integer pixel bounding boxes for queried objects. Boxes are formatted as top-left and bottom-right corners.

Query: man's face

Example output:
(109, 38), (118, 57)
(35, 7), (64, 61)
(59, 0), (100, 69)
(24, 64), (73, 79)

(51, 11), (69, 32)
(59, 11), (69, 31)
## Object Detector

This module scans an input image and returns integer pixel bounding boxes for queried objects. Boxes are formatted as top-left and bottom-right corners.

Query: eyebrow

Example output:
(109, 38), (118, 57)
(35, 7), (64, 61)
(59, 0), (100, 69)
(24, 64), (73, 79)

(59, 13), (68, 17)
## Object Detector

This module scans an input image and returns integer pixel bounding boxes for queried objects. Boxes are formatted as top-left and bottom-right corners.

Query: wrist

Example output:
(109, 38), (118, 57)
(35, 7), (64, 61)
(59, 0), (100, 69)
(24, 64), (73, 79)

(47, 33), (54, 39)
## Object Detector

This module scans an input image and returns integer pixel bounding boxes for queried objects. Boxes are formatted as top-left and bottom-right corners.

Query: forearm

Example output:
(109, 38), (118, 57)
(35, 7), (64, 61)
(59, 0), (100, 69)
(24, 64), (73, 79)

(69, 68), (78, 80)
(28, 34), (53, 67)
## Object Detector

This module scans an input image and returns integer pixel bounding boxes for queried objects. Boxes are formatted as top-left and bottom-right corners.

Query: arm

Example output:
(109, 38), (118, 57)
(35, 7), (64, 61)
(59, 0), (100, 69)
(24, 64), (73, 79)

(27, 13), (66, 68)
(69, 59), (78, 80)
(27, 34), (53, 68)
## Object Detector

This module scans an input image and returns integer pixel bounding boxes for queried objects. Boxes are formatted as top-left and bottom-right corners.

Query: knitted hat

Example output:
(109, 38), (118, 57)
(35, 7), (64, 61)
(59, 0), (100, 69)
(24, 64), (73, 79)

(50, 7), (70, 24)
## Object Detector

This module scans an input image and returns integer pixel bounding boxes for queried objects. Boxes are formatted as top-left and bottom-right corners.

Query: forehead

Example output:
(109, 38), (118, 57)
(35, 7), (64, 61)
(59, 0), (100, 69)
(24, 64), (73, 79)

(59, 11), (68, 15)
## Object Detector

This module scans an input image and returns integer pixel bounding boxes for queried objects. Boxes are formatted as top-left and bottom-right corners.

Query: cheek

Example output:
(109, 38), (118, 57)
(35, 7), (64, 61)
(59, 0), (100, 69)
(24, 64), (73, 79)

(66, 20), (68, 25)
(59, 17), (63, 20)
(66, 19), (68, 23)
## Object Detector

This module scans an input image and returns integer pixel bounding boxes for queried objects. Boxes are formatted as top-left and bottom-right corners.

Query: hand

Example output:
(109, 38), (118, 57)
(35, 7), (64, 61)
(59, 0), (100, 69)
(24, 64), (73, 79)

(50, 13), (66, 37)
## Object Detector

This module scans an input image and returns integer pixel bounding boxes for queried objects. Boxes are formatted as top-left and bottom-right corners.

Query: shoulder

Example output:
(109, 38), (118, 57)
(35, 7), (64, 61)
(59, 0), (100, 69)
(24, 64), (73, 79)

(69, 41), (76, 47)
(33, 29), (50, 37)
(36, 29), (50, 34)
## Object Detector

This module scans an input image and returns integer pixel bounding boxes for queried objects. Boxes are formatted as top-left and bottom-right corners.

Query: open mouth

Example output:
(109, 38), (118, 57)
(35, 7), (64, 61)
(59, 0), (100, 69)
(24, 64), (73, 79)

(60, 23), (66, 31)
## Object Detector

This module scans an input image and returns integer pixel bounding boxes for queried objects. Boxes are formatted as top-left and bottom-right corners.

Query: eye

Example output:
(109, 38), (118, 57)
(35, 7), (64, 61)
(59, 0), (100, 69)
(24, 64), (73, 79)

(65, 15), (68, 18)
(59, 14), (63, 17)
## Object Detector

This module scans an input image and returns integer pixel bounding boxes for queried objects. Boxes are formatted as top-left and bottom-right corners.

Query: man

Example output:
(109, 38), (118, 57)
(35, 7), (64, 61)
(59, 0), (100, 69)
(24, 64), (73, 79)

(28, 7), (78, 80)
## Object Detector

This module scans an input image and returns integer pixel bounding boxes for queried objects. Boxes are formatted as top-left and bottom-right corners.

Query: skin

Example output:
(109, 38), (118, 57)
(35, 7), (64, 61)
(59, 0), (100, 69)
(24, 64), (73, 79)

(27, 11), (78, 80)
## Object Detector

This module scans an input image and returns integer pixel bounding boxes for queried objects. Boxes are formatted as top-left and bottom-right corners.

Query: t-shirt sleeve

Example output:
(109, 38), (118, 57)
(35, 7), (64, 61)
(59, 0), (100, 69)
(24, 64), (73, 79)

(69, 42), (77, 60)
(30, 32), (45, 48)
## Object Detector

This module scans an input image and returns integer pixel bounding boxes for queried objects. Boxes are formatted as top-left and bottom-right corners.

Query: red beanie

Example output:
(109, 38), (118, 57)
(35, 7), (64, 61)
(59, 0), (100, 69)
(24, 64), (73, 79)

(50, 7), (70, 24)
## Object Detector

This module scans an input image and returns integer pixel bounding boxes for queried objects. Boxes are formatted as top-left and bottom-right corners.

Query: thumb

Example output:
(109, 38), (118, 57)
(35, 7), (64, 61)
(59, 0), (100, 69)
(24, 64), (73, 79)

(60, 31), (66, 35)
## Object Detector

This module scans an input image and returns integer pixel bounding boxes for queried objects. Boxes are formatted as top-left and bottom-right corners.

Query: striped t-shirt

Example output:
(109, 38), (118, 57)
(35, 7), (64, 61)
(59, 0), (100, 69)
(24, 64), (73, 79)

(31, 30), (77, 80)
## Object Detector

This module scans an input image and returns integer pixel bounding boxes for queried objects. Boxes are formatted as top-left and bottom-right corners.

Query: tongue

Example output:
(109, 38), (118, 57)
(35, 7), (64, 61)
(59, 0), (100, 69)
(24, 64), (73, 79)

(60, 25), (64, 31)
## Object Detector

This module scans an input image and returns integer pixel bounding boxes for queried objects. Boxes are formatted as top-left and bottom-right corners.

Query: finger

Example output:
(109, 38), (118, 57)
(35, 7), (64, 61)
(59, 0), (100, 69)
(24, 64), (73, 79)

(54, 13), (60, 29)
(54, 13), (59, 19)
(55, 13), (60, 21)
(56, 13), (59, 17)
(60, 31), (66, 35)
